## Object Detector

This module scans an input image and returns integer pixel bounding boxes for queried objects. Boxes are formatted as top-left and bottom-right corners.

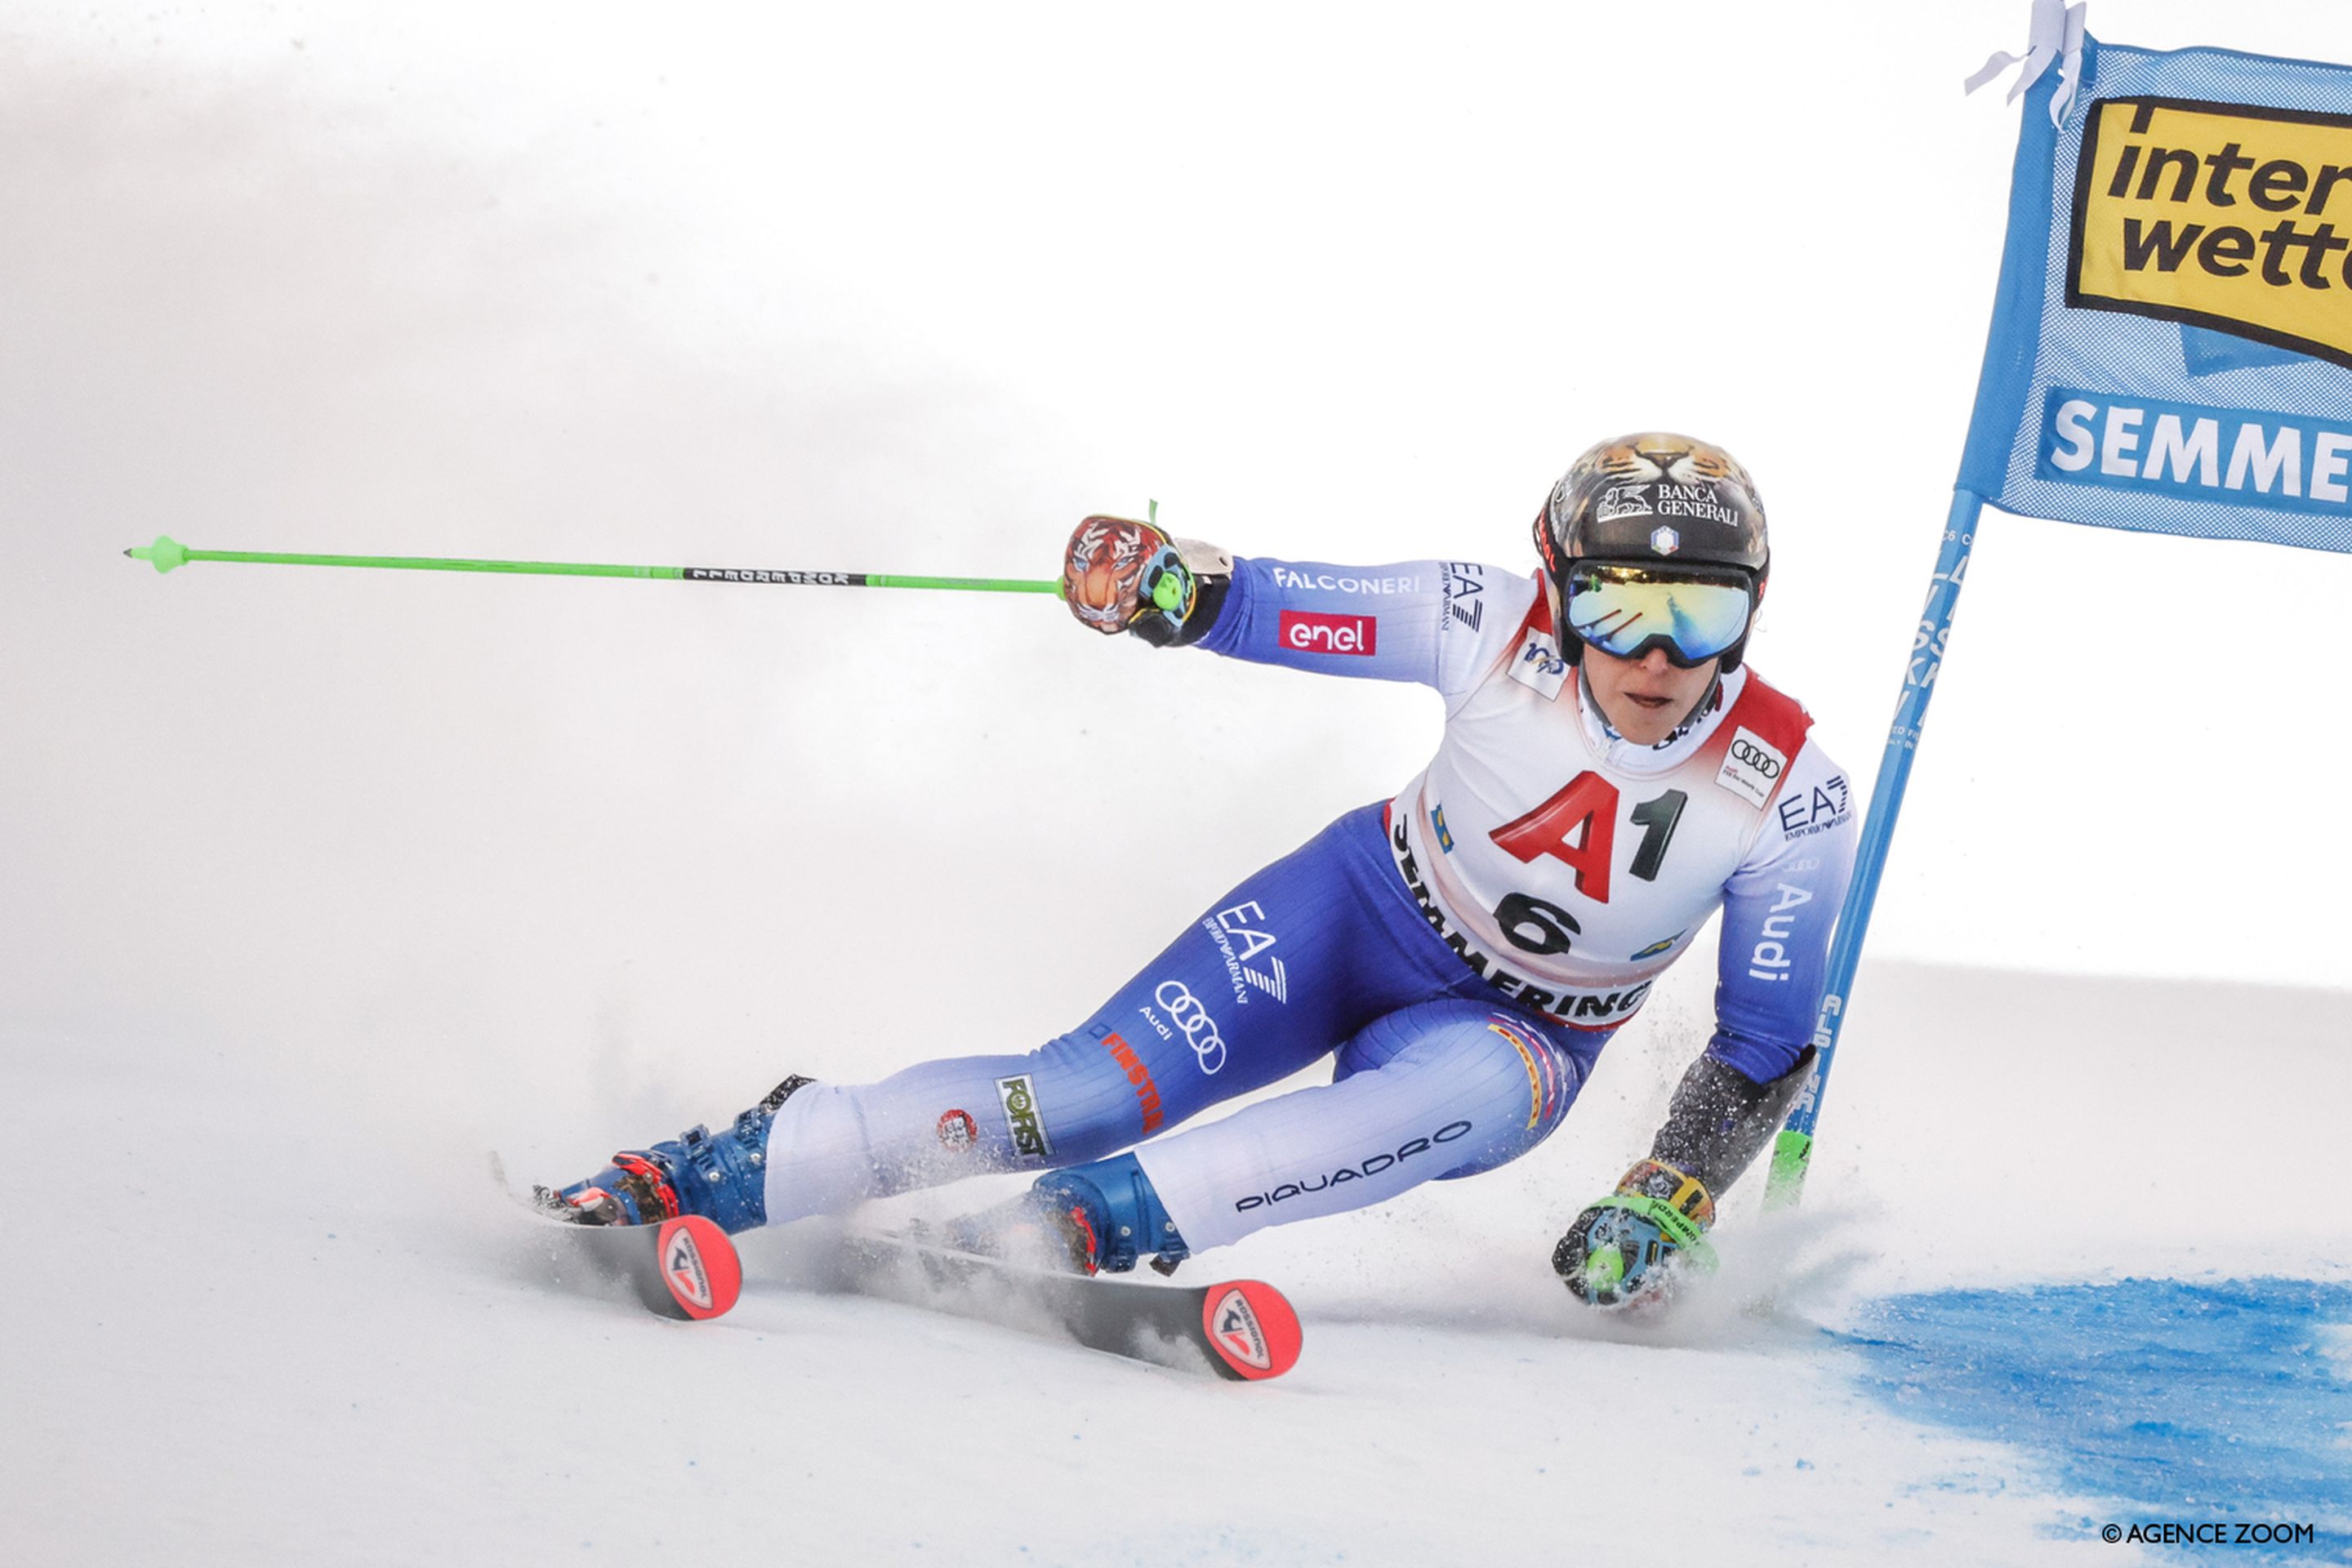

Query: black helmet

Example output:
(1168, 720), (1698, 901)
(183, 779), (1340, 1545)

(1531, 432), (1771, 671)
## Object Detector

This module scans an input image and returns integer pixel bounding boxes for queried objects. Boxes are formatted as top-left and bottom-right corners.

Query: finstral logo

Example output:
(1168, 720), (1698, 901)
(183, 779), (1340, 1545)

(1279, 610), (1377, 656)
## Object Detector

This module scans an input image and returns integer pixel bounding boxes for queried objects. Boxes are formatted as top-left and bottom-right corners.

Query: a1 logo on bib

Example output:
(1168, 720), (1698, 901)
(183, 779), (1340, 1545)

(1716, 726), (1787, 807)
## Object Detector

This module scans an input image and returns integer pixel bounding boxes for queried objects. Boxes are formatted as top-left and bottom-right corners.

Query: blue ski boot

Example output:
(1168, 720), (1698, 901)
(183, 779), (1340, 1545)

(546, 1076), (813, 1234)
(948, 1152), (1192, 1276)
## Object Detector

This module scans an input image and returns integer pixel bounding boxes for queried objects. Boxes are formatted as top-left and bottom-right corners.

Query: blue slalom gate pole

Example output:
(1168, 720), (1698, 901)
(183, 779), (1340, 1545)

(1763, 488), (1984, 1208)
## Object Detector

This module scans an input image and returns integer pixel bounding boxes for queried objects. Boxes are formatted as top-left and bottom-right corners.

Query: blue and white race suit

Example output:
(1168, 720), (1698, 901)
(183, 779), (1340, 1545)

(761, 557), (1858, 1253)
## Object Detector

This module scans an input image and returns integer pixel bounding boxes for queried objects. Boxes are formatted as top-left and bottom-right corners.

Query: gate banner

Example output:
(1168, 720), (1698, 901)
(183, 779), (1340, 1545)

(1961, 8), (2352, 554)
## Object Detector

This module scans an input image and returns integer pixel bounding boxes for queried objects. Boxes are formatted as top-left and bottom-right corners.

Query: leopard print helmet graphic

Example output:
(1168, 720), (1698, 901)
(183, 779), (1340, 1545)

(1532, 432), (1771, 670)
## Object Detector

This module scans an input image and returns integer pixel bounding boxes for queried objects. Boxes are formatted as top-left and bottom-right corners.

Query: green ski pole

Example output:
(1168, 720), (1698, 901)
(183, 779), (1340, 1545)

(123, 534), (1059, 596)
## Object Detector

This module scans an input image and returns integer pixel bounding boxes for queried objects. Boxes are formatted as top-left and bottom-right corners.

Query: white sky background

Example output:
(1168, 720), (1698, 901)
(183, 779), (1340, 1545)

(3, 0), (2348, 1107)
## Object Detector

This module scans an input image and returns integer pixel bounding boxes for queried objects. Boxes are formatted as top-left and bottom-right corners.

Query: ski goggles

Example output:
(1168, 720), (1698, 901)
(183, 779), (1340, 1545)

(1563, 563), (1755, 667)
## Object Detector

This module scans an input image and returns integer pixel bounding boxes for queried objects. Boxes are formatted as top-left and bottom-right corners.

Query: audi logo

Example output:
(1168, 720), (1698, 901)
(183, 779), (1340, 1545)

(1155, 979), (1227, 1075)
(1731, 738), (1782, 777)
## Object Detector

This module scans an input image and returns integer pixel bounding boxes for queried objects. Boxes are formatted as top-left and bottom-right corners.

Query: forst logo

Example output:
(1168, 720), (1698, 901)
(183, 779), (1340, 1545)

(1278, 610), (1378, 657)
(994, 1075), (1054, 1162)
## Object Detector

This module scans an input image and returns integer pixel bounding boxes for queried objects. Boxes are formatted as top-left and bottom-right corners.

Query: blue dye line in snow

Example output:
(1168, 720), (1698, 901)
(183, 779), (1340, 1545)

(1835, 1278), (2352, 1564)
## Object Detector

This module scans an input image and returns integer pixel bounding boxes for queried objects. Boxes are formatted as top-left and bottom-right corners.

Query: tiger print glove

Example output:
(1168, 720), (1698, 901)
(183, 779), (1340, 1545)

(1062, 514), (1232, 647)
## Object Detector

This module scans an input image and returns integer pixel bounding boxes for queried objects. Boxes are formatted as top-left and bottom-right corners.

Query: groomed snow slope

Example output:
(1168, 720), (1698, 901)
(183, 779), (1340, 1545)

(4, 960), (2342, 1566)
(2, 12), (2348, 1561)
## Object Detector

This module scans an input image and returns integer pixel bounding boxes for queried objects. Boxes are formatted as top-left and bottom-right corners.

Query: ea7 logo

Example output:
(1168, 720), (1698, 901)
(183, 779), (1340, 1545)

(1441, 562), (1486, 632)
(1279, 610), (1377, 656)
(1776, 774), (1851, 837)
(1207, 900), (1288, 1004)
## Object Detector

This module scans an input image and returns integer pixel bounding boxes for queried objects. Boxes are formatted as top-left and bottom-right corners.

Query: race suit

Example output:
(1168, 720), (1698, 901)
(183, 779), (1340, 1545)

(759, 558), (1858, 1253)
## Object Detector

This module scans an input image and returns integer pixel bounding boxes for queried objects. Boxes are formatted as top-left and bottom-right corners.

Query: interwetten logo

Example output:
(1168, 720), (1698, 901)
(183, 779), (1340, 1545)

(2069, 96), (2352, 368)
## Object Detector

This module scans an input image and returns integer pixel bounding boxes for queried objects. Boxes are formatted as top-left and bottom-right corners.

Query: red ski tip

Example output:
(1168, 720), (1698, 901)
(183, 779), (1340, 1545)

(655, 1215), (742, 1321)
(1200, 1281), (1302, 1381)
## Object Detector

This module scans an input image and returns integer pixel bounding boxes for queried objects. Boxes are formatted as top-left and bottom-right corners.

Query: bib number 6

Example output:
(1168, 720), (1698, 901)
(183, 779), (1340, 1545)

(1494, 891), (1581, 956)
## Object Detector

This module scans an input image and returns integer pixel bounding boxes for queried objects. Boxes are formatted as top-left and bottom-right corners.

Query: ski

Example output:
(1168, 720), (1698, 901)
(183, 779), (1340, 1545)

(819, 1228), (1303, 1382)
(494, 1157), (743, 1322)
(491, 1160), (1299, 1376)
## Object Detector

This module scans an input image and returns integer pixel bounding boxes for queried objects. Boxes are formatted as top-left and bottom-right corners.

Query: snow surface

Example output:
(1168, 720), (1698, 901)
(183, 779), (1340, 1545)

(5, 960), (2345, 1566)
(2, 6), (2350, 1561)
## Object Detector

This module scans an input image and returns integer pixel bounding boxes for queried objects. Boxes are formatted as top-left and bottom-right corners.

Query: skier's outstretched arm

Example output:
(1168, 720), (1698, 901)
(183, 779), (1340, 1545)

(1551, 737), (1860, 1307)
(1062, 514), (1521, 698)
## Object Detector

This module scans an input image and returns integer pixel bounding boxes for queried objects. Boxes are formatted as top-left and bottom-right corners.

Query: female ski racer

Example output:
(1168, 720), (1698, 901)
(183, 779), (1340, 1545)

(547, 433), (1859, 1307)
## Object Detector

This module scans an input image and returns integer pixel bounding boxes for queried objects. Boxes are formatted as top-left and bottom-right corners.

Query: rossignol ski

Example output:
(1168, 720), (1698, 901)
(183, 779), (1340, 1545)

(825, 1228), (1302, 1383)
(496, 1157), (742, 1321)
(496, 1160), (1299, 1378)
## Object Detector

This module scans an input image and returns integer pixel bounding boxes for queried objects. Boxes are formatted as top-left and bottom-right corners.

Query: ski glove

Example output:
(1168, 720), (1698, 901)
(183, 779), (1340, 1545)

(1553, 1159), (1719, 1309)
(1062, 514), (1232, 647)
